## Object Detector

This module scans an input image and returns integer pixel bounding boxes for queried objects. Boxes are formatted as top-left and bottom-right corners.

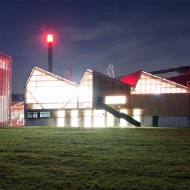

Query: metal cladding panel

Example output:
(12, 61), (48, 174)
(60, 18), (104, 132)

(93, 71), (132, 108)
(0, 52), (12, 126)
(132, 93), (187, 116)
(0, 68), (4, 95)
(0, 68), (8, 96)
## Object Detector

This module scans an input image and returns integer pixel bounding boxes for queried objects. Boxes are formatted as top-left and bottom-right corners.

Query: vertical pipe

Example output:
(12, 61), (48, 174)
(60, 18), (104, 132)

(48, 42), (53, 73)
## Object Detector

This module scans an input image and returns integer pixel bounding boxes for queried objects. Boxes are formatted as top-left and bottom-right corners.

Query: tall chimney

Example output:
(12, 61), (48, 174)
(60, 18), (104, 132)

(47, 34), (53, 72)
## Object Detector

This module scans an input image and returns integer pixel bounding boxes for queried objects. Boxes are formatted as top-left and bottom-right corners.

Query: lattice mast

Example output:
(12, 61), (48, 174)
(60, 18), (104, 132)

(104, 64), (114, 78)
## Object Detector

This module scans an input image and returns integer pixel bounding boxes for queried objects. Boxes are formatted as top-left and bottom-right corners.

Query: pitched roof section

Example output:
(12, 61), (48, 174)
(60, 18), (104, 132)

(132, 71), (189, 94)
(25, 66), (77, 87)
(118, 70), (189, 94)
(118, 70), (142, 87)
(25, 66), (78, 109)
(167, 74), (190, 87)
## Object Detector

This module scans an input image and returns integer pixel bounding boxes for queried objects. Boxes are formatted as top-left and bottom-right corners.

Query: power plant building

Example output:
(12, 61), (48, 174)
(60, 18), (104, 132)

(0, 52), (12, 126)
(24, 66), (190, 127)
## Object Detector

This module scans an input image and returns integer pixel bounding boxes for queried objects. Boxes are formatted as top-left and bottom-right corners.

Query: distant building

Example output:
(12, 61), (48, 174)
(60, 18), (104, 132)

(10, 101), (24, 126)
(0, 52), (12, 126)
(24, 66), (190, 127)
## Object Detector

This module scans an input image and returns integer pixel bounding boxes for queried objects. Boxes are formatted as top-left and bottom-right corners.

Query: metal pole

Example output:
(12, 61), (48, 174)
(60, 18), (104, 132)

(48, 42), (52, 72)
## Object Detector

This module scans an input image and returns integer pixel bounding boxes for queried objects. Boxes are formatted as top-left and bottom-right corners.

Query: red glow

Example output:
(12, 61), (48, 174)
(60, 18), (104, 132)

(119, 71), (142, 87)
(47, 34), (53, 43)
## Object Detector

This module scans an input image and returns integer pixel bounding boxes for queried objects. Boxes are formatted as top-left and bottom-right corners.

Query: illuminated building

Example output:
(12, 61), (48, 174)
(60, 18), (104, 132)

(119, 71), (190, 127)
(0, 52), (12, 126)
(10, 101), (24, 126)
(24, 67), (190, 127)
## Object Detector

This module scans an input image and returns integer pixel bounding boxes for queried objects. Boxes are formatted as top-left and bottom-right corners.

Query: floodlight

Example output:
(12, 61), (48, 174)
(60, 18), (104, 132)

(47, 34), (53, 43)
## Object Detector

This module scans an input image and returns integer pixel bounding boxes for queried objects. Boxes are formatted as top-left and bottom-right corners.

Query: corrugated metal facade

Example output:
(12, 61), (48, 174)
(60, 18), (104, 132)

(93, 71), (131, 108)
(0, 52), (12, 126)
(132, 93), (188, 116)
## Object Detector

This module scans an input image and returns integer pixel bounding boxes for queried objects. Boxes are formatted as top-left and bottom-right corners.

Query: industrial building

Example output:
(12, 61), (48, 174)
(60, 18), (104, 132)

(10, 101), (24, 126)
(24, 66), (190, 127)
(0, 52), (12, 126)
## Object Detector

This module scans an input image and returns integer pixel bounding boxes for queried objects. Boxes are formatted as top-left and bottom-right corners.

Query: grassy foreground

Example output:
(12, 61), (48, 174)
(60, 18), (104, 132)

(0, 127), (190, 190)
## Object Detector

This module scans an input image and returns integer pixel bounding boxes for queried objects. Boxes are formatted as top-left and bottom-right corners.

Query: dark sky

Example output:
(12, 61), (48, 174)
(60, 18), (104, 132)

(1, 0), (190, 92)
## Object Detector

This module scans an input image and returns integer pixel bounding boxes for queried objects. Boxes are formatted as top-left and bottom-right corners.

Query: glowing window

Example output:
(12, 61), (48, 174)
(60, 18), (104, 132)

(133, 109), (142, 123)
(107, 112), (114, 126)
(27, 112), (38, 118)
(57, 118), (65, 127)
(78, 70), (93, 108)
(84, 110), (92, 128)
(57, 111), (65, 117)
(105, 96), (126, 104)
(132, 72), (189, 94)
(71, 110), (78, 127)
(120, 109), (128, 127)
(40, 112), (50, 118)
(93, 110), (105, 127)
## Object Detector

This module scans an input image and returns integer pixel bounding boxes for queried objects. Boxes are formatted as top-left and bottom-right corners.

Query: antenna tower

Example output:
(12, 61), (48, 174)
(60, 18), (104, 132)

(104, 64), (114, 78)
(66, 68), (72, 81)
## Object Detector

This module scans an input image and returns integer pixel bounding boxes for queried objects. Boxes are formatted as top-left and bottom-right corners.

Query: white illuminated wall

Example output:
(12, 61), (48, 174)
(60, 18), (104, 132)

(83, 110), (92, 128)
(132, 72), (189, 94)
(25, 67), (77, 109)
(105, 96), (126, 104)
(78, 69), (93, 108)
(93, 110), (105, 127)
(56, 111), (65, 127)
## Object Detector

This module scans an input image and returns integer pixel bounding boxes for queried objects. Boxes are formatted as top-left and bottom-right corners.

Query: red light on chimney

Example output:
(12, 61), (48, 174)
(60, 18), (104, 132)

(47, 34), (53, 43)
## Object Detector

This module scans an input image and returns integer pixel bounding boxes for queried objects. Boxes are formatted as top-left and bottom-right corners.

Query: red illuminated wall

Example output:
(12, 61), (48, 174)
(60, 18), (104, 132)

(0, 68), (6, 96)
(0, 52), (12, 126)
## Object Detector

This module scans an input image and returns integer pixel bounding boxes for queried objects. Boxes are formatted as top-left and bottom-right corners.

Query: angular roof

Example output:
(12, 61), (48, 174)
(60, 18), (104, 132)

(167, 74), (190, 87)
(25, 66), (77, 87)
(118, 70), (189, 92)
(80, 68), (132, 88)
(118, 70), (142, 87)
(25, 66), (78, 109)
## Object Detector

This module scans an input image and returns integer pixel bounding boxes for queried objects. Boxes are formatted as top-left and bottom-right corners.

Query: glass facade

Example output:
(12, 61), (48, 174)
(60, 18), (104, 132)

(78, 69), (93, 108)
(132, 72), (188, 94)
(25, 67), (77, 109)
(40, 112), (50, 118)
(27, 112), (38, 118)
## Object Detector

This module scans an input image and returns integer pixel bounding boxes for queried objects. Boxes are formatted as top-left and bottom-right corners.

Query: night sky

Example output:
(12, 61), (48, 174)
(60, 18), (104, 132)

(1, 0), (190, 92)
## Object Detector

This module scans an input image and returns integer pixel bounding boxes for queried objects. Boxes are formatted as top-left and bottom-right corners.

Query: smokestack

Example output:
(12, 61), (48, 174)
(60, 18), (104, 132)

(47, 34), (53, 72)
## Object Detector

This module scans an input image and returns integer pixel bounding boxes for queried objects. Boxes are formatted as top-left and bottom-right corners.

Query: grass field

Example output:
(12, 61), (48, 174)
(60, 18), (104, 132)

(0, 126), (190, 190)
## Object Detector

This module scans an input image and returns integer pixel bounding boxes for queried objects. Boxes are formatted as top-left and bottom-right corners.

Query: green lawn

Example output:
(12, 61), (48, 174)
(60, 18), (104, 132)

(0, 126), (190, 190)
